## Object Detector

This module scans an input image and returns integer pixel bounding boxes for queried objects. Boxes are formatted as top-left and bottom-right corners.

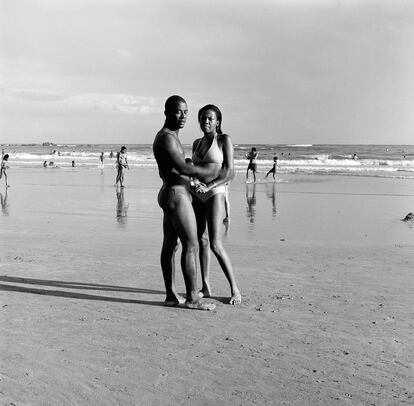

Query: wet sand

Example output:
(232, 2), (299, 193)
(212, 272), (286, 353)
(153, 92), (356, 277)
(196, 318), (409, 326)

(1, 167), (413, 405)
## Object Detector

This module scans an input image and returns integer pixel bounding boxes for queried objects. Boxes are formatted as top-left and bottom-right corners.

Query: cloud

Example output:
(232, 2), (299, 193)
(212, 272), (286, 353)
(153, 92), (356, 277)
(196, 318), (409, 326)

(10, 88), (64, 102)
(65, 93), (159, 115)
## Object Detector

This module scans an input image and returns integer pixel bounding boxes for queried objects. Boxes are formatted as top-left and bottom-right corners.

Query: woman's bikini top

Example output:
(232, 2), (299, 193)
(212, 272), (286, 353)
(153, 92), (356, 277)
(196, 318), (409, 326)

(192, 136), (223, 164)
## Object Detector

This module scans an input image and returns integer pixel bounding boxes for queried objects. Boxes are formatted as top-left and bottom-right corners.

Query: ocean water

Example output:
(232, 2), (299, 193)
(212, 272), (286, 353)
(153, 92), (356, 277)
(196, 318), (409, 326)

(1, 143), (414, 179)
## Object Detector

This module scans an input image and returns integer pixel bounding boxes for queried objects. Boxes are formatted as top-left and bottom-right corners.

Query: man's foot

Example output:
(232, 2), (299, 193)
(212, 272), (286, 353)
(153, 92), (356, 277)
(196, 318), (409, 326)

(229, 288), (242, 305)
(185, 300), (215, 311)
(198, 284), (212, 298)
(164, 294), (186, 307)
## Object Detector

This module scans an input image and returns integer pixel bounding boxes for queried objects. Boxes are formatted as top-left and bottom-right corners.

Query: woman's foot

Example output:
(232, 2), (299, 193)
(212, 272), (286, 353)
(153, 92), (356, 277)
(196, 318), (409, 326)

(229, 288), (241, 305)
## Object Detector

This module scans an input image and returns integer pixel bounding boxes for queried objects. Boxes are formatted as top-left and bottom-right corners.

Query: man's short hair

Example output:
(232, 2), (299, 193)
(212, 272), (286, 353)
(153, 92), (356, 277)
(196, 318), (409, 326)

(165, 95), (186, 113)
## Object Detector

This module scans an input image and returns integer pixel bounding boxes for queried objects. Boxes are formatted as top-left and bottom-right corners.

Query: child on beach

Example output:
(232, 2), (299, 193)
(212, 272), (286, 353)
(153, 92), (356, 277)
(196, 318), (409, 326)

(0, 154), (10, 187)
(265, 155), (279, 180)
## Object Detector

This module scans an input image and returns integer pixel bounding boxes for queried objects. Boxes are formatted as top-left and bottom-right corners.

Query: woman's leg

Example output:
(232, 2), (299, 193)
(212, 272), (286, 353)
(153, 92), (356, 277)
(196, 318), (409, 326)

(192, 198), (211, 297)
(206, 193), (241, 304)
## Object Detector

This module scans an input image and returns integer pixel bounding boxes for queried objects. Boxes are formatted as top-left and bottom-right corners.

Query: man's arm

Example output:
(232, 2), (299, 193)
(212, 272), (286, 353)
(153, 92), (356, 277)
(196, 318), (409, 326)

(161, 134), (216, 178)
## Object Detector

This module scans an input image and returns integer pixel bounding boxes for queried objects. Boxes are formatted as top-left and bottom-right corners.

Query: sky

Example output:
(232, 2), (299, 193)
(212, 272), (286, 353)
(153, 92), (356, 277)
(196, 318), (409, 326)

(1, 0), (413, 145)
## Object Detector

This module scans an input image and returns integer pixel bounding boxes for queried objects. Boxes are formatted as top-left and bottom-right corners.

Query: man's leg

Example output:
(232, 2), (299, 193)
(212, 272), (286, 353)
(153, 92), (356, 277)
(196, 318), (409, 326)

(170, 192), (214, 310)
(120, 168), (125, 187)
(160, 213), (185, 306)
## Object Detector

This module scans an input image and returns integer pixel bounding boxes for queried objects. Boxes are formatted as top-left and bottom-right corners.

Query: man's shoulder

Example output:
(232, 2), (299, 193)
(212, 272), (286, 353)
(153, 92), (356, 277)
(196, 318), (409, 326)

(154, 127), (179, 148)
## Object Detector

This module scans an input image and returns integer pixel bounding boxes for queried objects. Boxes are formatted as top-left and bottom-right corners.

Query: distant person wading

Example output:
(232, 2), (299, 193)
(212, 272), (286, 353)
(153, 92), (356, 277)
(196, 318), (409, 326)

(246, 147), (258, 182)
(115, 146), (129, 188)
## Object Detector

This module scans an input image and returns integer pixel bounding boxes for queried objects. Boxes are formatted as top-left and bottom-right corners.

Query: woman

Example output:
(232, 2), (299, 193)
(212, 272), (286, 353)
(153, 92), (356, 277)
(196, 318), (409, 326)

(191, 105), (241, 305)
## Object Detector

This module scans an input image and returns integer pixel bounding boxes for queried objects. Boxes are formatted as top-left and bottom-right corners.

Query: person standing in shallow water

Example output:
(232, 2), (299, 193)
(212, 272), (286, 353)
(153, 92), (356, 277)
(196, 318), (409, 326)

(115, 146), (129, 188)
(265, 155), (279, 181)
(246, 147), (258, 182)
(190, 104), (241, 305)
(0, 154), (10, 188)
(153, 95), (218, 310)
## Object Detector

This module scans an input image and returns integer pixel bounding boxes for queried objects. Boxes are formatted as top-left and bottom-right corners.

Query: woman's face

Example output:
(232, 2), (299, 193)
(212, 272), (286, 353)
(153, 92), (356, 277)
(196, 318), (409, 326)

(199, 110), (219, 135)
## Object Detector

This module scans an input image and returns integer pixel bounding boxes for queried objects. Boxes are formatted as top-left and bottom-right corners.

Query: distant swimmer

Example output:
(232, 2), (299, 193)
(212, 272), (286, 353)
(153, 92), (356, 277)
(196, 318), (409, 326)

(109, 151), (114, 158)
(71, 160), (75, 167)
(0, 154), (10, 187)
(246, 147), (258, 182)
(265, 155), (279, 181)
(353, 153), (358, 160)
(43, 161), (48, 168)
(115, 146), (129, 188)
(99, 152), (104, 167)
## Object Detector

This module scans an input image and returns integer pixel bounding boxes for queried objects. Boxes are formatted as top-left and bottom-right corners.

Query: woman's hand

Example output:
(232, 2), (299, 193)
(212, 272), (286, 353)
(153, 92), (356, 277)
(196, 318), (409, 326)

(193, 181), (209, 194)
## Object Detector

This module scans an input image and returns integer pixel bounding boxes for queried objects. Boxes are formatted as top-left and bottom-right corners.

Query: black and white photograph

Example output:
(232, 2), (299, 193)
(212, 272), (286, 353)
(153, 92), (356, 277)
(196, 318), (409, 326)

(1, 0), (413, 404)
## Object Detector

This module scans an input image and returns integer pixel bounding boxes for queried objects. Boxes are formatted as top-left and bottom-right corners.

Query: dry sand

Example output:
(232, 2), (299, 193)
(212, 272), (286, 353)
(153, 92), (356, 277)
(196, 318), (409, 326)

(1, 167), (413, 405)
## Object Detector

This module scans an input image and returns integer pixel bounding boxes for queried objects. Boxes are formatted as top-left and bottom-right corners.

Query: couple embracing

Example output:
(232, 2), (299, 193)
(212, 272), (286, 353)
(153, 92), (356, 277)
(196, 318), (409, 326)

(153, 95), (241, 311)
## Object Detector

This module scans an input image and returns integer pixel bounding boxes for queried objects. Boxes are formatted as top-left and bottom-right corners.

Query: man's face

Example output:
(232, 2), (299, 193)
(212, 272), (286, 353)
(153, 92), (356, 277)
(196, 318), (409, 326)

(167, 101), (188, 129)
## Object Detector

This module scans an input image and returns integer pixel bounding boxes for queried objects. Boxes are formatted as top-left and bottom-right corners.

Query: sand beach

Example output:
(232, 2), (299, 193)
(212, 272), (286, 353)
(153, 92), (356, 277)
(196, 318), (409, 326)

(1, 166), (413, 405)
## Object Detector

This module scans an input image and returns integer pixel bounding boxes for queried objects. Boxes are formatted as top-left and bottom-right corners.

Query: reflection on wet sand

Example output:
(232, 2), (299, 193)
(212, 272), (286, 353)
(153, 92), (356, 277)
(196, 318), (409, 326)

(116, 188), (129, 226)
(265, 182), (277, 217)
(0, 190), (9, 216)
(245, 183), (256, 226)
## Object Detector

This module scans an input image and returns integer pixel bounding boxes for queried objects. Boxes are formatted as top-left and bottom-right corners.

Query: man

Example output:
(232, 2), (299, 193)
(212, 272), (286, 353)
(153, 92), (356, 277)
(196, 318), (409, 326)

(0, 154), (10, 188)
(153, 95), (218, 310)
(246, 147), (258, 182)
(115, 146), (129, 188)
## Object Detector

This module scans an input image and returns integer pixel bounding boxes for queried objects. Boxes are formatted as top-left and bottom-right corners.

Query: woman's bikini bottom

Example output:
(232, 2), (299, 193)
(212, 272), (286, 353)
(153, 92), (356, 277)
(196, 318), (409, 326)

(191, 185), (226, 204)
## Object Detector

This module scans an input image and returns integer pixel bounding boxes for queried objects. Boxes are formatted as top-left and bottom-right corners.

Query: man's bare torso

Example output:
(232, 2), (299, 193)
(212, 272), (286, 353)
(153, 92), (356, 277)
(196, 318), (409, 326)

(153, 127), (189, 187)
